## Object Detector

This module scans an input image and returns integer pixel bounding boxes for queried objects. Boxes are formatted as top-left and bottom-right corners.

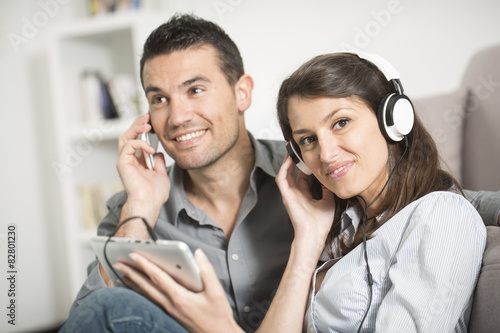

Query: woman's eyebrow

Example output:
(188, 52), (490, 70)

(292, 108), (344, 136)
(320, 108), (344, 125)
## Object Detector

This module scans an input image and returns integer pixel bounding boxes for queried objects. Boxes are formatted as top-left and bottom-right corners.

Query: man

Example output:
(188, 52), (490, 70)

(61, 14), (500, 333)
(65, 14), (292, 332)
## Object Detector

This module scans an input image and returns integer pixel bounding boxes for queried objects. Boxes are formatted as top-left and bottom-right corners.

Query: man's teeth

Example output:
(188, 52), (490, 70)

(175, 130), (206, 142)
(333, 166), (346, 174)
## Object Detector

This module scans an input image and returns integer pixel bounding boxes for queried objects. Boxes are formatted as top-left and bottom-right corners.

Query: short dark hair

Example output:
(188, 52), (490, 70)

(139, 14), (244, 86)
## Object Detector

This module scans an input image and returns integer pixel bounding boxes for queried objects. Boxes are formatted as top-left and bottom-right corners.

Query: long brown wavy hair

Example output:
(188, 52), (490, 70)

(277, 53), (462, 256)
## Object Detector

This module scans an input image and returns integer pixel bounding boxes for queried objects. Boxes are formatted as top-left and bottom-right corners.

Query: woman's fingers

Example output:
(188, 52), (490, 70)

(276, 155), (313, 204)
(276, 155), (296, 192)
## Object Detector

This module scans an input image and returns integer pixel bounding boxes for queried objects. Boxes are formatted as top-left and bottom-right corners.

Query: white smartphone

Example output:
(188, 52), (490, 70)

(90, 236), (203, 292)
(140, 131), (159, 170)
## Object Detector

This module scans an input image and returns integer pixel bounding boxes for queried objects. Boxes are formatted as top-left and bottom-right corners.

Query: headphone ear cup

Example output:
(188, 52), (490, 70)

(378, 93), (414, 143)
(377, 93), (394, 142)
(286, 141), (312, 175)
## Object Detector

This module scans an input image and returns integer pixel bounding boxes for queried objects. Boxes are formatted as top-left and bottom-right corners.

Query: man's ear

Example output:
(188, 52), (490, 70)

(234, 74), (253, 112)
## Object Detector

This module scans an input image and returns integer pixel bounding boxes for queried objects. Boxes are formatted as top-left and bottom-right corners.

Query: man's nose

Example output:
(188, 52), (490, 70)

(167, 97), (194, 126)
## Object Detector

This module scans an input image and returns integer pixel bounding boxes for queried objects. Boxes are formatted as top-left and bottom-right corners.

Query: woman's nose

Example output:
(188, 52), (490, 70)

(319, 136), (340, 164)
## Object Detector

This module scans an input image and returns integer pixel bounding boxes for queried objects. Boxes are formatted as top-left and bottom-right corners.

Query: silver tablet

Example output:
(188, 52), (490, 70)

(90, 236), (203, 292)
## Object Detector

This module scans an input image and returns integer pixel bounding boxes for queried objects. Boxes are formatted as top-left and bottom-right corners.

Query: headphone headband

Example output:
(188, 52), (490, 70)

(351, 51), (401, 82)
(344, 50), (404, 94)
(341, 50), (414, 142)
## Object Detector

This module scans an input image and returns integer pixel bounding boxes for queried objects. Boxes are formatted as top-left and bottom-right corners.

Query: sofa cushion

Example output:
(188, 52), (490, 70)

(460, 44), (500, 191)
(414, 89), (467, 182)
(468, 226), (500, 332)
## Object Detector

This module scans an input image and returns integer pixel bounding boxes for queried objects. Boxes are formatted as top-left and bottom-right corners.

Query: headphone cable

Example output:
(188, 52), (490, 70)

(103, 216), (158, 288)
(356, 136), (408, 332)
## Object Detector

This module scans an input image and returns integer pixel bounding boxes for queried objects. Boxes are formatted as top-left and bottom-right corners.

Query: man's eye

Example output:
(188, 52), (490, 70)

(152, 96), (166, 105)
(190, 87), (203, 94)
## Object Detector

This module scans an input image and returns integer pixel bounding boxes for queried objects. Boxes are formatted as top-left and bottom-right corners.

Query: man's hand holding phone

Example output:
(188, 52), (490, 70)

(140, 131), (159, 170)
(115, 114), (170, 234)
(99, 114), (171, 287)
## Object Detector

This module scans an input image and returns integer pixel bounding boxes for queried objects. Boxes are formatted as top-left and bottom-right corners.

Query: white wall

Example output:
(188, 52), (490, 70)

(1, 0), (499, 331)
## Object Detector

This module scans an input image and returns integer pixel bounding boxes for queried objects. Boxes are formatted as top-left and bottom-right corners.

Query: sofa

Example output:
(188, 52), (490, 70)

(414, 44), (500, 333)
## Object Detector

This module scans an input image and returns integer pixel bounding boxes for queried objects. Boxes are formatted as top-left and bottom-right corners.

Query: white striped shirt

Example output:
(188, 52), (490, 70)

(304, 191), (486, 332)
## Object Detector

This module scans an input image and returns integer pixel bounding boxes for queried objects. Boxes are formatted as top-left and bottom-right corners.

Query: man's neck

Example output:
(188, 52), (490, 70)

(183, 132), (255, 239)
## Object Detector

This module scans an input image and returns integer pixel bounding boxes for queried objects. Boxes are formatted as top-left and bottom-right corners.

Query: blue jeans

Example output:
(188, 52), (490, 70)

(59, 288), (190, 333)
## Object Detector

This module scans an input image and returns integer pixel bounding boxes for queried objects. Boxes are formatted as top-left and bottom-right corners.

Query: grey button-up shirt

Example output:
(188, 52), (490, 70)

(71, 134), (294, 332)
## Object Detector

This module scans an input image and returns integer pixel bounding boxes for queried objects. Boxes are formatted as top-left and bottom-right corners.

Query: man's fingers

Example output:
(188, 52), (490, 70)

(194, 249), (224, 297)
(115, 259), (175, 312)
(118, 114), (152, 152)
(128, 253), (188, 305)
(153, 152), (168, 174)
(119, 139), (156, 165)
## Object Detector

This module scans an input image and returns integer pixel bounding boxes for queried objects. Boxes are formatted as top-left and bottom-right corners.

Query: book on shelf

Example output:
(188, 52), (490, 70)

(79, 71), (140, 125)
(79, 181), (124, 231)
(98, 73), (119, 120)
(86, 0), (145, 17)
(107, 74), (140, 120)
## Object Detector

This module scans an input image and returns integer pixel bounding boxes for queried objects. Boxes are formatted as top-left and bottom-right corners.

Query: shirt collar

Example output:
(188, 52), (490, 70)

(249, 132), (282, 178)
(162, 164), (188, 225)
(163, 131), (282, 226)
(342, 200), (364, 235)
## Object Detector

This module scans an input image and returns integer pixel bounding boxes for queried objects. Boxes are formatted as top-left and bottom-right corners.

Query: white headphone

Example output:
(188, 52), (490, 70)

(353, 51), (415, 143)
(286, 51), (414, 175)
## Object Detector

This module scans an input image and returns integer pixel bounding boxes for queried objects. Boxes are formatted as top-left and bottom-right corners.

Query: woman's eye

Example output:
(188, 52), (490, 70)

(334, 118), (350, 129)
(299, 136), (315, 146)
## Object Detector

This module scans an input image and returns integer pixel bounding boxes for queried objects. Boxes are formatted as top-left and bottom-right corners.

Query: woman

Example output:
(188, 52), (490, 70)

(271, 52), (486, 332)
(96, 52), (486, 333)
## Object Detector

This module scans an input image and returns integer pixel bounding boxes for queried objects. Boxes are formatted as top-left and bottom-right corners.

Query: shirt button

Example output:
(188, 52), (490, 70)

(231, 253), (239, 261)
(243, 305), (251, 313)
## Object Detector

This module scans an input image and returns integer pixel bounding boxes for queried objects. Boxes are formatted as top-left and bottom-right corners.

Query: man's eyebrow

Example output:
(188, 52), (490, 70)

(144, 75), (211, 95)
(181, 75), (211, 87)
(144, 85), (162, 95)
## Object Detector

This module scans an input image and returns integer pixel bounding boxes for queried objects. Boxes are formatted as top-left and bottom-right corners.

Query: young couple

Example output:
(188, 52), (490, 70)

(61, 14), (499, 333)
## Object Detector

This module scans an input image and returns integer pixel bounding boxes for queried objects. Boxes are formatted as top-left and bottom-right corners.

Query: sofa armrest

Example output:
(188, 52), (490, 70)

(468, 226), (500, 332)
